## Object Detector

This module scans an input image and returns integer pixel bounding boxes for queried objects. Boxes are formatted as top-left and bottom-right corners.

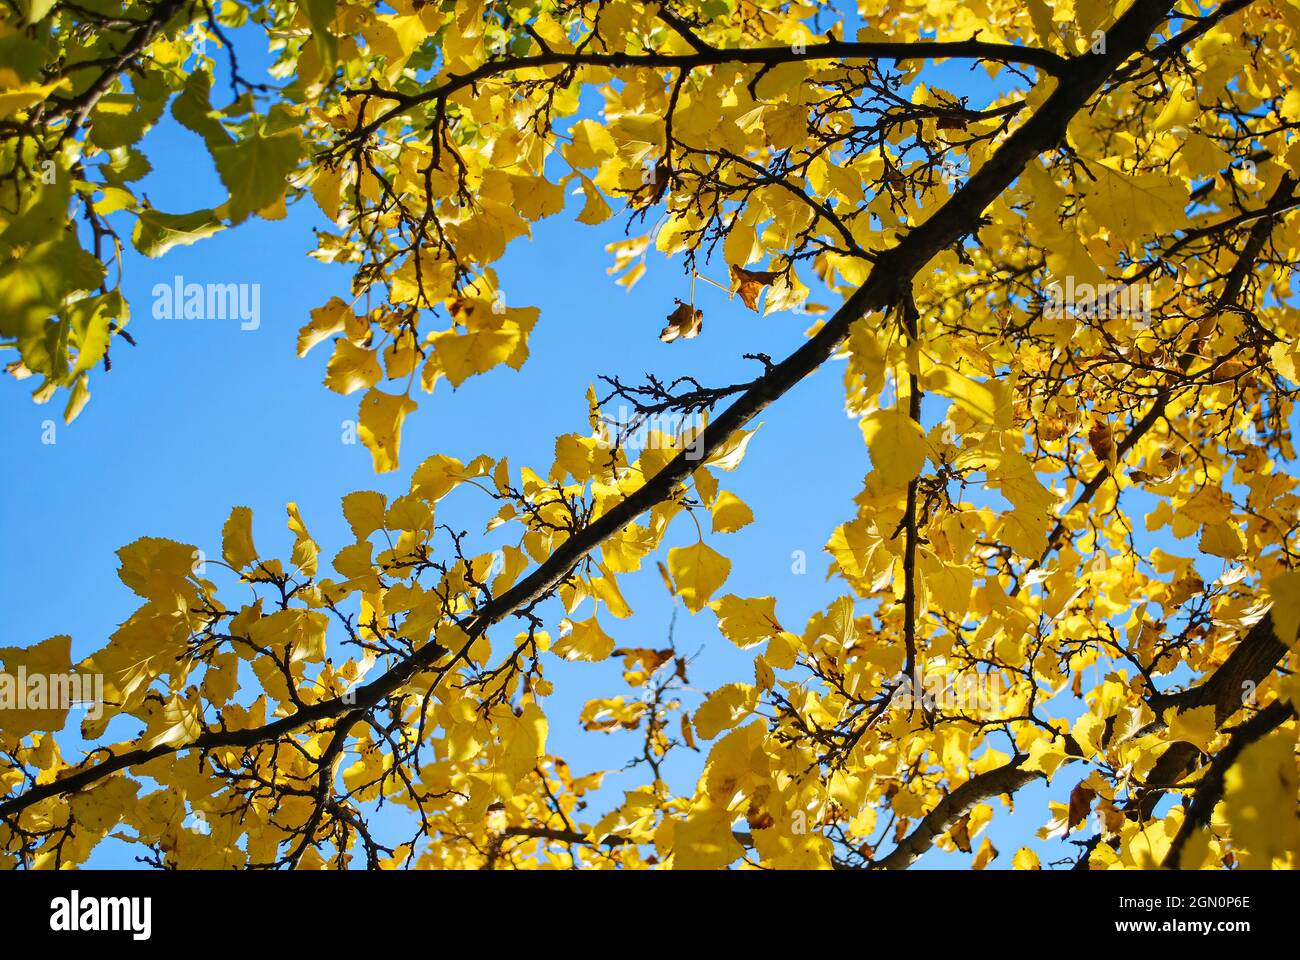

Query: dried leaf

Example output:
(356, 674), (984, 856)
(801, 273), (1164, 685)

(1068, 782), (1096, 832)
(729, 264), (779, 312)
(1088, 418), (1115, 465)
(660, 299), (703, 342)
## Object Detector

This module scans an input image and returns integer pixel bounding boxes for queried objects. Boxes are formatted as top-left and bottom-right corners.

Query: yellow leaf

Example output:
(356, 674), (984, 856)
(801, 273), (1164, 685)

(497, 701), (548, 787)
(710, 490), (754, 533)
(116, 537), (199, 601)
(694, 683), (757, 739)
(1167, 704), (1217, 754)
(1072, 712), (1107, 759)
(324, 339), (382, 395)
(712, 594), (782, 650)
(249, 609), (330, 664)
(1266, 570), (1300, 648)
(297, 297), (354, 356)
(751, 825), (833, 869)
(221, 505), (258, 571)
(0, 77), (69, 118)
(861, 408), (928, 489)
(667, 541), (731, 613)
(1198, 520), (1245, 560)
(554, 615), (616, 662)
(341, 491), (388, 540)
(703, 425), (759, 471)
(1223, 728), (1300, 868)
(358, 388), (418, 473)
(1011, 847), (1041, 870)
(1087, 158), (1186, 240)
(660, 299), (703, 342)
(575, 174), (613, 225)
(1023, 737), (1067, 778)
(142, 694), (202, 750)
(671, 800), (744, 870)
(972, 836), (999, 869)
(924, 365), (1013, 429)
(0, 635), (73, 736)
(564, 119), (616, 168)
(286, 502), (319, 576)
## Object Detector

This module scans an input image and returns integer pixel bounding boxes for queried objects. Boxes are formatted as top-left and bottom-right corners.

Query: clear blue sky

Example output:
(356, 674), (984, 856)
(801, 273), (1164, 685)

(2, 10), (1246, 870)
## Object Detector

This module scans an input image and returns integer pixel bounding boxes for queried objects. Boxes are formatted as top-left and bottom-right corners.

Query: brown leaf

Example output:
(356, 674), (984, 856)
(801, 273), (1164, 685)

(1209, 358), (1247, 383)
(660, 299), (703, 342)
(1068, 782), (1096, 833)
(1038, 415), (1068, 442)
(611, 646), (675, 686)
(729, 264), (780, 312)
(745, 801), (775, 831)
(1087, 418), (1114, 464)
(949, 813), (973, 853)
(1097, 798), (1126, 836)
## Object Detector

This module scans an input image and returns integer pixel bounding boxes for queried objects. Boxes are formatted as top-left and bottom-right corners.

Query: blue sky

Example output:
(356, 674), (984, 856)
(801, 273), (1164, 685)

(2, 8), (1265, 870)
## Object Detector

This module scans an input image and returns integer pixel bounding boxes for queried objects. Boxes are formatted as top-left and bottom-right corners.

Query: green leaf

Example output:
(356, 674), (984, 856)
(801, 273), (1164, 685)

(131, 207), (225, 258)
(172, 71), (234, 153)
(68, 290), (127, 376)
(212, 128), (304, 223)
(18, 0), (58, 25)
(102, 146), (153, 186)
(0, 175), (73, 254)
(302, 0), (339, 76)
(0, 236), (103, 351)
(87, 73), (168, 151)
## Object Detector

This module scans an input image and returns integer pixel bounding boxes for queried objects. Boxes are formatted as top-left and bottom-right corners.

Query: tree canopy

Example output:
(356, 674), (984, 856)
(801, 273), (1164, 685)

(1, 0), (1298, 870)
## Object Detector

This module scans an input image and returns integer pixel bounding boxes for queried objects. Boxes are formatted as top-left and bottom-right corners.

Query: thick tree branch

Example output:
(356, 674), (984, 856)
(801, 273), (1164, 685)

(873, 757), (1041, 869)
(44, 0), (191, 133)
(336, 35), (1070, 149)
(1162, 698), (1296, 870)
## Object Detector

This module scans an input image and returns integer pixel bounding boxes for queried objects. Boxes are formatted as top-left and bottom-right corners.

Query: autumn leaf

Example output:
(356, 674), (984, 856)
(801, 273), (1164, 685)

(972, 837), (998, 870)
(861, 408), (929, 490)
(221, 506), (258, 571)
(667, 541), (731, 613)
(660, 299), (703, 342)
(1087, 417), (1116, 467)
(1011, 848), (1041, 870)
(1067, 782), (1096, 833)
(729, 264), (779, 312)
(358, 389), (418, 473)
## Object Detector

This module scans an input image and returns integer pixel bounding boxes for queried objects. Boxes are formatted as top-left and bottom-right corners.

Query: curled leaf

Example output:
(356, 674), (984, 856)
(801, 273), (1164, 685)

(730, 264), (779, 312)
(661, 299), (703, 342)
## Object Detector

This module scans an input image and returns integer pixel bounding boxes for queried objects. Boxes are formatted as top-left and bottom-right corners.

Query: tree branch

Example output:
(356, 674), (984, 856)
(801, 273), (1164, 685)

(1162, 698), (1296, 869)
